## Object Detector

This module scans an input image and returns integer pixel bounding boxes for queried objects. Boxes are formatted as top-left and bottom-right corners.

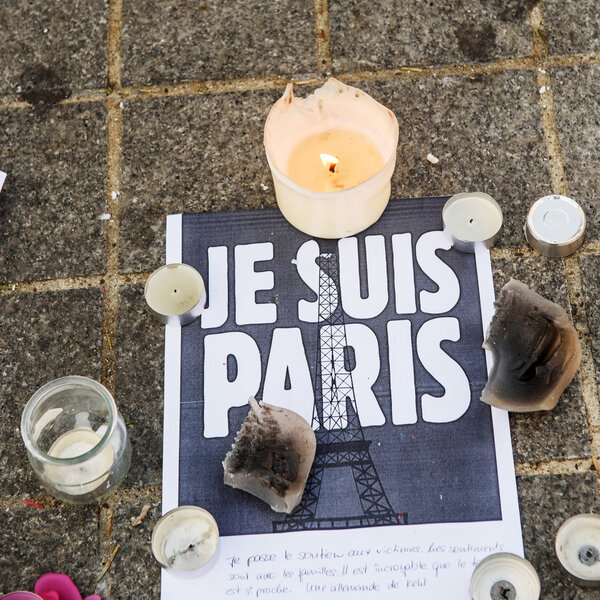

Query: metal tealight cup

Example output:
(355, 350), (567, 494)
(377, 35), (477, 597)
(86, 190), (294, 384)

(524, 195), (585, 257)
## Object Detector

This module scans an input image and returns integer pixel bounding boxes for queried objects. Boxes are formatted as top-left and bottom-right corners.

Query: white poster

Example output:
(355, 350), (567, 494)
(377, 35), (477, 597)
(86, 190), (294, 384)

(161, 198), (522, 598)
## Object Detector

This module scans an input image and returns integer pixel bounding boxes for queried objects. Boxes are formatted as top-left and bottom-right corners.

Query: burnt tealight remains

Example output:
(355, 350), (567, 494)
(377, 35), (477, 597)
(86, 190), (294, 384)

(481, 279), (581, 412)
(223, 398), (316, 513)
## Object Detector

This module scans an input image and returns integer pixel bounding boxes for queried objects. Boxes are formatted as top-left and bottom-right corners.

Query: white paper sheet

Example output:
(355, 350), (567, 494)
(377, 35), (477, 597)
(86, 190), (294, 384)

(160, 206), (522, 599)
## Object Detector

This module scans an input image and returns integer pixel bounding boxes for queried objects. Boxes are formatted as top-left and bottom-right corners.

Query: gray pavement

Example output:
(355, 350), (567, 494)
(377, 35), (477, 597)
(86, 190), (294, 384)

(1, 1), (600, 598)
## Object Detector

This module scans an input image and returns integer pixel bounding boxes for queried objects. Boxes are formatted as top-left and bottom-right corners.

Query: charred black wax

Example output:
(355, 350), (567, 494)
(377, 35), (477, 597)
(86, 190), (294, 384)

(223, 398), (316, 513)
(481, 279), (581, 412)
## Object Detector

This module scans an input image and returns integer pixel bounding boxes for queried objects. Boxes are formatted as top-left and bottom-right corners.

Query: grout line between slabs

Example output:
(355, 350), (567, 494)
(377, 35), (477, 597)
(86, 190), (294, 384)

(97, 505), (115, 597)
(1, 52), (600, 111)
(529, 5), (566, 196)
(0, 272), (150, 294)
(101, 0), (124, 394)
(546, 52), (600, 68)
(99, 2), (124, 596)
(515, 457), (597, 477)
(313, 0), (332, 74)
(530, 4), (600, 492)
(107, 0), (123, 91)
(107, 484), (162, 505)
(100, 97), (123, 397)
(2, 252), (600, 295)
(3, 246), (600, 296)
(0, 485), (161, 511)
(490, 246), (536, 261)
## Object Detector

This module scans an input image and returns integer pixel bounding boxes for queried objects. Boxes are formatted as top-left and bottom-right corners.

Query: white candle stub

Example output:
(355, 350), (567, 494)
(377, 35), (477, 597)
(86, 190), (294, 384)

(45, 428), (114, 495)
(443, 192), (503, 253)
(556, 514), (600, 587)
(470, 552), (540, 600)
(152, 506), (219, 571)
(144, 263), (206, 326)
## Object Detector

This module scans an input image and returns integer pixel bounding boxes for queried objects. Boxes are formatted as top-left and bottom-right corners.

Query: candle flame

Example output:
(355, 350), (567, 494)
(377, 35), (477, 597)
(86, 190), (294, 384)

(320, 153), (339, 174)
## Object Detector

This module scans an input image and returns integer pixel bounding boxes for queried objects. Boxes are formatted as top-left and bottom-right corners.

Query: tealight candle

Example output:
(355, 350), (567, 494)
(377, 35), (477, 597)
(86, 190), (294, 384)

(144, 263), (206, 326)
(152, 506), (219, 570)
(555, 514), (600, 587)
(525, 195), (586, 257)
(470, 553), (540, 600)
(264, 78), (399, 239)
(20, 376), (131, 504)
(442, 192), (503, 253)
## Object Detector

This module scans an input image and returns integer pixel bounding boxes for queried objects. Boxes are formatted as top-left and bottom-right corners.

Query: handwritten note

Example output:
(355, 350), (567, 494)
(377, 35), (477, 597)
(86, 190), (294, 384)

(225, 546), (458, 596)
(162, 522), (518, 598)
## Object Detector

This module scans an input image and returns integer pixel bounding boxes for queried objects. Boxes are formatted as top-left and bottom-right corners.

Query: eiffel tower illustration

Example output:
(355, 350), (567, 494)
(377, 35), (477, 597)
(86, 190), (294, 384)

(273, 242), (406, 532)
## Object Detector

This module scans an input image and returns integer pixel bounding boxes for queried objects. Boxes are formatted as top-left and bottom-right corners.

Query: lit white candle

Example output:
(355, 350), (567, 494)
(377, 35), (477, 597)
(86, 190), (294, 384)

(264, 78), (399, 239)
(144, 263), (206, 326)
(442, 192), (503, 253)
(152, 506), (219, 571)
(45, 428), (114, 495)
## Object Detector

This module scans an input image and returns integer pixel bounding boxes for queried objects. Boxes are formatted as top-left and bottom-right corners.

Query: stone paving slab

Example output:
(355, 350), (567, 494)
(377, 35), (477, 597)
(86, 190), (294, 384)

(116, 285), (164, 487)
(517, 472), (599, 599)
(0, 441), (42, 498)
(581, 254), (600, 386)
(491, 256), (590, 462)
(358, 72), (549, 248)
(0, 103), (107, 281)
(551, 65), (600, 244)
(0, 505), (100, 595)
(119, 90), (279, 272)
(0, 289), (103, 495)
(329, 0), (535, 73)
(543, 0), (600, 56)
(110, 502), (162, 598)
(0, 0), (108, 98)
(121, 0), (317, 87)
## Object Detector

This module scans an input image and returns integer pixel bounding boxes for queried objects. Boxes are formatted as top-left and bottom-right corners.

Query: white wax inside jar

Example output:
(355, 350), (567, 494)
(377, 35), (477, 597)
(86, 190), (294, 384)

(444, 195), (502, 242)
(46, 428), (114, 494)
(145, 264), (204, 316)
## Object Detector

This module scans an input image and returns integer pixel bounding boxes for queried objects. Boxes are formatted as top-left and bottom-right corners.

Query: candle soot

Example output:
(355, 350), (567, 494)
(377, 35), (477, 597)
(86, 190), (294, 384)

(223, 397), (316, 513)
(481, 279), (581, 412)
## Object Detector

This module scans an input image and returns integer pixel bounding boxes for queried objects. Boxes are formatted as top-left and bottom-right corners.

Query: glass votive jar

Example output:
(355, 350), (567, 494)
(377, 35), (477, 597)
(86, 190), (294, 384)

(20, 376), (131, 504)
